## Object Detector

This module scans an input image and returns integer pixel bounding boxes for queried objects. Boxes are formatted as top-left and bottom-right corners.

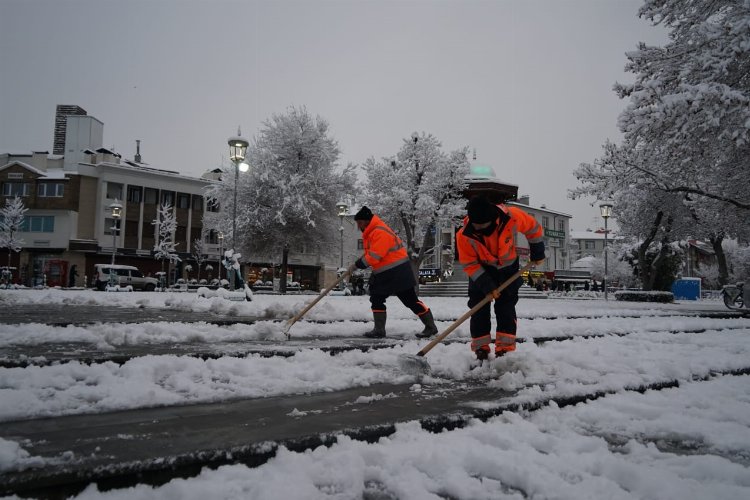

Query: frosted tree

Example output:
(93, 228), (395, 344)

(0, 196), (27, 275)
(611, 184), (699, 290)
(152, 202), (181, 286)
(361, 132), (470, 278)
(571, 0), (750, 236)
(191, 237), (206, 282)
(205, 106), (356, 294)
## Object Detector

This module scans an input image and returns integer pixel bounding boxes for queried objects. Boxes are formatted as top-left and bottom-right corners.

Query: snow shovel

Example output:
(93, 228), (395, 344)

(398, 262), (534, 375)
(283, 269), (352, 339)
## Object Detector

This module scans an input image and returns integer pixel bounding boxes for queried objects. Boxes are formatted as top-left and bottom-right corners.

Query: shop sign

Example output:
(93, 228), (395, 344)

(544, 229), (565, 239)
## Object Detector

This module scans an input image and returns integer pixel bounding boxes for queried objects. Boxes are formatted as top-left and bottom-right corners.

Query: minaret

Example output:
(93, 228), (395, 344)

(135, 140), (142, 163)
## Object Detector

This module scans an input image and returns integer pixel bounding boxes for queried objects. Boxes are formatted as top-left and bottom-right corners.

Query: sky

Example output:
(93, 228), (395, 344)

(1, 289), (749, 498)
(0, 0), (668, 231)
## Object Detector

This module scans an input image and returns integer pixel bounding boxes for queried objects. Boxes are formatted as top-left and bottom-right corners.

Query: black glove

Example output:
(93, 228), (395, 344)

(529, 242), (545, 262)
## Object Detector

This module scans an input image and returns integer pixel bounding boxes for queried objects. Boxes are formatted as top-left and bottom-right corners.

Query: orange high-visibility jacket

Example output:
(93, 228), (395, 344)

(457, 204), (544, 282)
(358, 215), (410, 274)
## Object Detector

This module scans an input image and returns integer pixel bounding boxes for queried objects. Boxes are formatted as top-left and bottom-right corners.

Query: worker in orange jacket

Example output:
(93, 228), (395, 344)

(348, 206), (438, 339)
(456, 196), (545, 361)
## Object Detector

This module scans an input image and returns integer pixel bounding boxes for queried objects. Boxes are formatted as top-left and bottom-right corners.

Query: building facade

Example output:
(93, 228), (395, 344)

(0, 110), (216, 287)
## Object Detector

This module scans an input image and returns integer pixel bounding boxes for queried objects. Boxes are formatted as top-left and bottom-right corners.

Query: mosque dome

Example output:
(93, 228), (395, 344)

(466, 162), (497, 180)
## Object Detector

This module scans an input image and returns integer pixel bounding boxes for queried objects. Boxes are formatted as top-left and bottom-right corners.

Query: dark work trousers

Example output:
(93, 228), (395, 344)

(467, 273), (522, 349)
(370, 287), (429, 316)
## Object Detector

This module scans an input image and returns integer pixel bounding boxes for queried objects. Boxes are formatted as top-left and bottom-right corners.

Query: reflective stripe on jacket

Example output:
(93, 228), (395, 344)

(456, 204), (544, 282)
(359, 215), (410, 274)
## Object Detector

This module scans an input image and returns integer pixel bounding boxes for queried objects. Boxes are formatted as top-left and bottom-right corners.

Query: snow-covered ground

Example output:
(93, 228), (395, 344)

(1, 289), (749, 499)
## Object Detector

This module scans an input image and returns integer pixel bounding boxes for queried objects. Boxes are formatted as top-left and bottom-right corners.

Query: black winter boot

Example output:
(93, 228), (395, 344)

(364, 311), (387, 338)
(475, 348), (490, 361)
(415, 310), (438, 339)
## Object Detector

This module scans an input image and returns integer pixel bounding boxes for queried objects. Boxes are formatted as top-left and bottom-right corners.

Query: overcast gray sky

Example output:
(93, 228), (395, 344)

(0, 0), (666, 230)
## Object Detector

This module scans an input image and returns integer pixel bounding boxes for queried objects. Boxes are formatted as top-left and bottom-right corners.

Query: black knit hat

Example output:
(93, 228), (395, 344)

(354, 206), (373, 221)
(466, 196), (497, 224)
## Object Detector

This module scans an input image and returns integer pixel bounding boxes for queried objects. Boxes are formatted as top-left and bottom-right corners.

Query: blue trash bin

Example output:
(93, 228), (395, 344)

(671, 278), (702, 300)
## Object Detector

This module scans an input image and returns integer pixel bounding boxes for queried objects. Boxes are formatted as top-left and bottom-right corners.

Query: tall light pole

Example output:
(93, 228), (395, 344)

(336, 200), (348, 269)
(599, 201), (613, 301)
(217, 231), (224, 285)
(108, 199), (122, 288)
(228, 128), (249, 290)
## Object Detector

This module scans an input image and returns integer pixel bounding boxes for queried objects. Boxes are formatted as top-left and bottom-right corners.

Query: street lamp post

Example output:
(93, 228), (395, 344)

(228, 128), (249, 291)
(336, 201), (348, 269)
(108, 199), (122, 288)
(599, 202), (613, 301)
(217, 232), (224, 285)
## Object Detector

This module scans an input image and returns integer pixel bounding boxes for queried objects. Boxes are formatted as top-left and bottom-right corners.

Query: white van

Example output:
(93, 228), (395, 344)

(93, 264), (158, 291)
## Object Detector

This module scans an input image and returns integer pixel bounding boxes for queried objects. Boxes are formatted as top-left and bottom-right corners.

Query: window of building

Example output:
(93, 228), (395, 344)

(177, 193), (190, 209)
(144, 188), (158, 204)
(206, 198), (220, 213)
(127, 186), (143, 203)
(542, 216), (549, 228)
(106, 182), (123, 200)
(192, 195), (203, 211)
(176, 225), (187, 244)
(557, 220), (565, 232)
(2, 182), (30, 197)
(161, 191), (175, 206)
(584, 241), (595, 250)
(37, 183), (65, 197)
(21, 216), (55, 232)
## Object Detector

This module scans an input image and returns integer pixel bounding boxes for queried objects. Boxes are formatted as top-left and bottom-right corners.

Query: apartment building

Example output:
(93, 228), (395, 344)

(0, 109), (215, 287)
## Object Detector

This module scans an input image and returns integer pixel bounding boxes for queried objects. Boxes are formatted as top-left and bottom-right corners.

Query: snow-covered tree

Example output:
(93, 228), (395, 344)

(205, 106), (356, 294)
(723, 239), (750, 283)
(191, 237), (206, 282)
(152, 202), (181, 286)
(361, 132), (470, 278)
(571, 0), (750, 236)
(0, 196), (27, 271)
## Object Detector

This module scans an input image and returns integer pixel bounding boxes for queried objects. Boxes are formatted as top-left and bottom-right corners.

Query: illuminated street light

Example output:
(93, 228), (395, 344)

(599, 201), (613, 301)
(227, 128), (249, 290)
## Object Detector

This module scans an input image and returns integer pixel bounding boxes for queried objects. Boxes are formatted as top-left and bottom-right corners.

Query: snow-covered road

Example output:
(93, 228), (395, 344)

(1, 289), (749, 499)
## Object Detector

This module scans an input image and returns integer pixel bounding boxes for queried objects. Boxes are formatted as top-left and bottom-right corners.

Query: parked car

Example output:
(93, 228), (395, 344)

(92, 264), (158, 291)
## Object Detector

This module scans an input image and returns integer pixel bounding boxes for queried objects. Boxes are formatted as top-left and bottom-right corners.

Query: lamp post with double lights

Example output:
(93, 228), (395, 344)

(599, 201), (613, 301)
(336, 200), (348, 269)
(228, 128), (249, 290)
(108, 199), (122, 288)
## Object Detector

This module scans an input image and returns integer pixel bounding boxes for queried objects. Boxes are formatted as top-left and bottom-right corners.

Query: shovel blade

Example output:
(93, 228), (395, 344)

(397, 353), (431, 376)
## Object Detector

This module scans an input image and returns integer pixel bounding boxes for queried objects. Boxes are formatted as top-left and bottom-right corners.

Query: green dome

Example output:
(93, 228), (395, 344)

(467, 164), (496, 179)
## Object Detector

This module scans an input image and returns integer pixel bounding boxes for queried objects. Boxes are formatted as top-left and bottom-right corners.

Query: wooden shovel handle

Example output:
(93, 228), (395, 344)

(416, 262), (534, 357)
(285, 270), (352, 336)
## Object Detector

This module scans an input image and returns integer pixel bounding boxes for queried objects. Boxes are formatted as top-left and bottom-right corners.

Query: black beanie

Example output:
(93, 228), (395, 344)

(466, 197), (497, 224)
(354, 206), (373, 221)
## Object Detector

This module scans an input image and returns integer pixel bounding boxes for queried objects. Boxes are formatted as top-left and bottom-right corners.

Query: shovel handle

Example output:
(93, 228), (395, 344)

(416, 262), (534, 357)
(284, 269), (352, 337)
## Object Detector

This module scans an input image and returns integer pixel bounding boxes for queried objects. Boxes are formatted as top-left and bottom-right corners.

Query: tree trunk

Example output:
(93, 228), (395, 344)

(638, 211), (664, 291)
(280, 245), (289, 294)
(709, 233), (728, 287)
(645, 215), (673, 291)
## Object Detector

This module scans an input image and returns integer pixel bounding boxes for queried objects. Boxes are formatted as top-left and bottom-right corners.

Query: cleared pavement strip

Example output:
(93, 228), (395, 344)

(0, 380), (512, 498)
